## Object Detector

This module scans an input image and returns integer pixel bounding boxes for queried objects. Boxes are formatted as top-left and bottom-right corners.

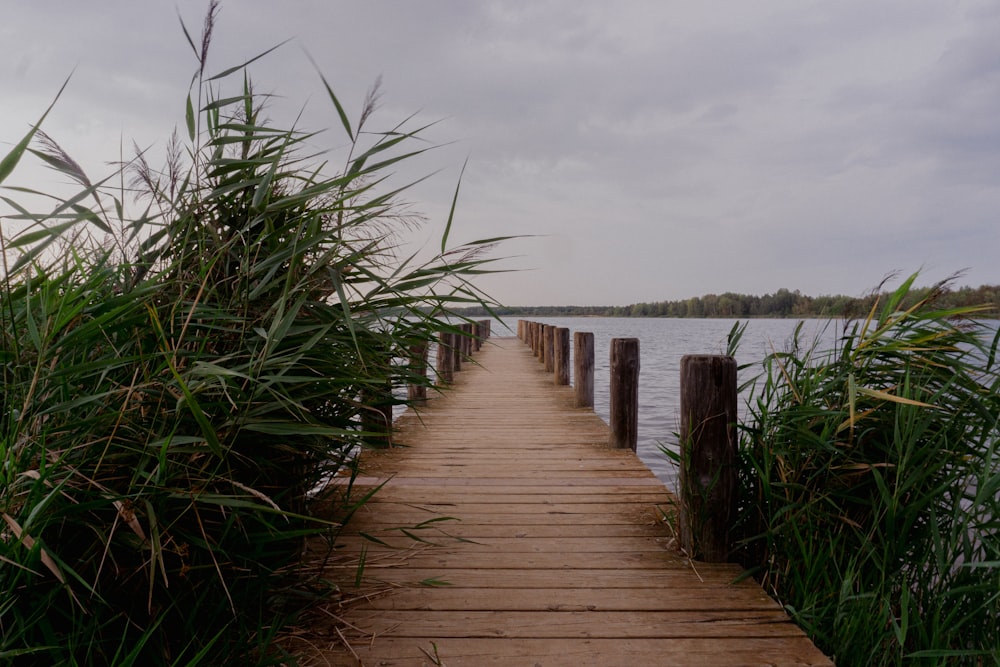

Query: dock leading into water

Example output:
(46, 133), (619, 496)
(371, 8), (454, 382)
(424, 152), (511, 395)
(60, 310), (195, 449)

(313, 336), (832, 666)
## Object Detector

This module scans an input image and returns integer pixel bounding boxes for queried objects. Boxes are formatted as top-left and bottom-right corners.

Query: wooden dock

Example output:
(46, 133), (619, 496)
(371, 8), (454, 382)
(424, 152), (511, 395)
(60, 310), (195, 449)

(307, 337), (832, 666)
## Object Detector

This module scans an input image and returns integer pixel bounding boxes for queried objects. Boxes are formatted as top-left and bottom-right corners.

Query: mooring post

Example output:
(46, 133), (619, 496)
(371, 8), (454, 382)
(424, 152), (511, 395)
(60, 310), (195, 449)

(454, 328), (464, 372)
(462, 323), (473, 360)
(679, 355), (738, 563)
(554, 327), (570, 385)
(361, 377), (393, 447)
(544, 325), (555, 372)
(476, 320), (490, 350)
(574, 331), (595, 408)
(407, 342), (428, 403)
(609, 338), (639, 450)
(436, 332), (455, 384)
(537, 323), (547, 362)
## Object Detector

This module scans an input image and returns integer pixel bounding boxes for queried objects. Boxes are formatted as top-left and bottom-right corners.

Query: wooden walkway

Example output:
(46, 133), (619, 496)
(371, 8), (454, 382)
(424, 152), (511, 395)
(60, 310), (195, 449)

(308, 337), (832, 666)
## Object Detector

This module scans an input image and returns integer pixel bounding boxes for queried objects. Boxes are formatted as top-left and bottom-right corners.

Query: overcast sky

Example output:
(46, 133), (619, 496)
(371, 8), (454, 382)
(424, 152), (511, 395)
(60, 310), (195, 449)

(3, 1), (1000, 306)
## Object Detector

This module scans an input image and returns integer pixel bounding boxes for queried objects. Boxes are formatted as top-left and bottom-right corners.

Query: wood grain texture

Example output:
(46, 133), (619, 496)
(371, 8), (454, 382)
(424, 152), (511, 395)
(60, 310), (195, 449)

(307, 337), (832, 666)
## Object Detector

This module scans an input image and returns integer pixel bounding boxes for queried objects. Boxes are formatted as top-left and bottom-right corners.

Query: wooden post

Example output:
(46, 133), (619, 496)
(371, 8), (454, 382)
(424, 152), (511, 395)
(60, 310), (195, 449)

(436, 332), (454, 384)
(361, 379), (393, 447)
(461, 323), (473, 360)
(479, 320), (491, 345)
(544, 325), (555, 372)
(609, 338), (639, 450)
(537, 323), (546, 361)
(407, 342), (428, 403)
(554, 327), (570, 385)
(679, 355), (737, 563)
(574, 331), (594, 408)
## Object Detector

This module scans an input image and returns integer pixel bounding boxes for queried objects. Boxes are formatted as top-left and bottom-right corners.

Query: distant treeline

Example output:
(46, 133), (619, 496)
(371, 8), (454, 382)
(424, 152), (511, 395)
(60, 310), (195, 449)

(462, 284), (1000, 319)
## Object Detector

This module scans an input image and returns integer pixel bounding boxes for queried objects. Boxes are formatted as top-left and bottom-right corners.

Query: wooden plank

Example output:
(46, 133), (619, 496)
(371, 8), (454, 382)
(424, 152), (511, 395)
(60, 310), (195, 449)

(341, 567), (753, 588)
(337, 523), (667, 539)
(356, 586), (781, 612)
(334, 536), (677, 553)
(351, 502), (672, 516)
(363, 484), (674, 496)
(338, 550), (689, 570)
(340, 610), (811, 639)
(337, 476), (668, 488)
(318, 637), (830, 667)
(342, 511), (666, 526)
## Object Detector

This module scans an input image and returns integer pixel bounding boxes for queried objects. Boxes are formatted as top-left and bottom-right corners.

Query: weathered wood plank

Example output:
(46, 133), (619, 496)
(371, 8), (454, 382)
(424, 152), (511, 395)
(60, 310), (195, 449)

(339, 567), (755, 588)
(357, 586), (781, 611)
(336, 535), (678, 554)
(337, 522), (666, 539)
(317, 637), (829, 667)
(341, 610), (813, 639)
(339, 514), (666, 528)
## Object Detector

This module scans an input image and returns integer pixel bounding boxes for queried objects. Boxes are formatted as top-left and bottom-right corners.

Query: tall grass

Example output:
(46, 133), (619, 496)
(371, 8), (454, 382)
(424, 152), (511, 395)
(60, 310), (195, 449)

(0, 5), (502, 665)
(734, 273), (1000, 666)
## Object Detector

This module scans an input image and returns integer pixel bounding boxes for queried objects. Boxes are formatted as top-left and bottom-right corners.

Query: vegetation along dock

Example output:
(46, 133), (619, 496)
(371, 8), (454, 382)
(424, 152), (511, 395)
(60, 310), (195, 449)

(310, 334), (832, 666)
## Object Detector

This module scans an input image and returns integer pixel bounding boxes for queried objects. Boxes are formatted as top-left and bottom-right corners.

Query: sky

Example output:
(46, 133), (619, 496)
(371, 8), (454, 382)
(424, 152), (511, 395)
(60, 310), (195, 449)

(3, 1), (1000, 307)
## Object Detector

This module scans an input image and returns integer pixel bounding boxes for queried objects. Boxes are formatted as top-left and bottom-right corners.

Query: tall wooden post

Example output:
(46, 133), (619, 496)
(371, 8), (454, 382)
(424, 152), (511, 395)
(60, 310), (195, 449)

(471, 321), (481, 351)
(407, 342), (428, 403)
(544, 325), (555, 372)
(361, 378), (393, 447)
(436, 332), (454, 384)
(574, 332), (594, 408)
(554, 327), (570, 385)
(461, 323), (473, 360)
(609, 338), (639, 450)
(679, 355), (737, 563)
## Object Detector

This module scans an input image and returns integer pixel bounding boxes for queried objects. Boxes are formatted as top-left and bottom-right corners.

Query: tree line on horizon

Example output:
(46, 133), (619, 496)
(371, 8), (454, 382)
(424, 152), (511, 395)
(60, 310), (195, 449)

(460, 283), (1000, 319)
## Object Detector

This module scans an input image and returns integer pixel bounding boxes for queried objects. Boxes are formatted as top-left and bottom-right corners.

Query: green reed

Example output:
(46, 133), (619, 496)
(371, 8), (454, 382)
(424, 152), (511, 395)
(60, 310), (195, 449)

(0, 4), (503, 664)
(733, 273), (1000, 666)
